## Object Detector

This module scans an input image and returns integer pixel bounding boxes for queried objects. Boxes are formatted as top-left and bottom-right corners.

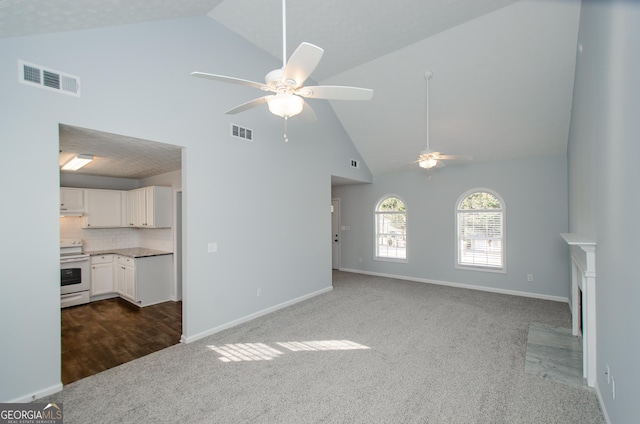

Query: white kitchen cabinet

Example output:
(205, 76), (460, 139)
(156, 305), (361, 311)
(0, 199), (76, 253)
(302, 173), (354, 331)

(83, 189), (124, 228)
(90, 255), (114, 296)
(115, 255), (136, 301)
(60, 188), (84, 212)
(126, 186), (172, 228)
(115, 254), (173, 307)
(114, 259), (125, 296)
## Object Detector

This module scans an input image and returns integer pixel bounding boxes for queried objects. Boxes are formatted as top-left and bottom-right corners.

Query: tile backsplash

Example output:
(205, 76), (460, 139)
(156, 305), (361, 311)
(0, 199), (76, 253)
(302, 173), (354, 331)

(60, 217), (173, 252)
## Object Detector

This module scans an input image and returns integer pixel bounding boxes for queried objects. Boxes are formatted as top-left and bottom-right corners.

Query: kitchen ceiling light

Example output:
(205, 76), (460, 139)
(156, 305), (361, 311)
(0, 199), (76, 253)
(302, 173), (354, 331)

(267, 93), (304, 118)
(62, 154), (93, 171)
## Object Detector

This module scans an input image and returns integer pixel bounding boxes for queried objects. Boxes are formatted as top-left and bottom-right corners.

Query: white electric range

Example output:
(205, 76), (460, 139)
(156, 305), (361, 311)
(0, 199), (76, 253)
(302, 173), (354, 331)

(60, 239), (91, 308)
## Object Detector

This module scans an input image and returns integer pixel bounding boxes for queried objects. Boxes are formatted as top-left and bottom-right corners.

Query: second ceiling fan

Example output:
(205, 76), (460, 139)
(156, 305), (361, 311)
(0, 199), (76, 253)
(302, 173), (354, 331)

(417, 71), (472, 170)
(192, 0), (373, 125)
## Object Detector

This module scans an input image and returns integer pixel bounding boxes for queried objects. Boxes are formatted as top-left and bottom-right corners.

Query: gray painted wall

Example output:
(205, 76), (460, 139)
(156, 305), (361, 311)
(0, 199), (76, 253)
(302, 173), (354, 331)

(567, 1), (640, 422)
(0, 16), (371, 402)
(333, 155), (569, 299)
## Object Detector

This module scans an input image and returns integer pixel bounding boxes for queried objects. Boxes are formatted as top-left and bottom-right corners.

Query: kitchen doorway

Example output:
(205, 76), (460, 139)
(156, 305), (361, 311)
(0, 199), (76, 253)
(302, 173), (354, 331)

(59, 123), (185, 383)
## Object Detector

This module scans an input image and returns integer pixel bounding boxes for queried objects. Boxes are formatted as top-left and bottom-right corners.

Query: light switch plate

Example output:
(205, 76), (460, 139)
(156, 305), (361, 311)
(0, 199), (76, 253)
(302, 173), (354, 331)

(208, 242), (217, 253)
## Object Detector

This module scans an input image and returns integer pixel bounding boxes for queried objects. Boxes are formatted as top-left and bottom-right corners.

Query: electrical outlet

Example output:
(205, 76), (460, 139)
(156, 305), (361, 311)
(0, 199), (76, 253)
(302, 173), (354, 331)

(257, 288), (261, 297)
(207, 242), (217, 253)
(358, 257), (363, 263)
(527, 274), (534, 282)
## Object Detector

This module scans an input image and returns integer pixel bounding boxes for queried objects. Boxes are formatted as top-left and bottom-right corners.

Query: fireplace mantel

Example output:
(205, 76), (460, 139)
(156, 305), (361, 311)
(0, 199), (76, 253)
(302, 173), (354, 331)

(561, 233), (596, 387)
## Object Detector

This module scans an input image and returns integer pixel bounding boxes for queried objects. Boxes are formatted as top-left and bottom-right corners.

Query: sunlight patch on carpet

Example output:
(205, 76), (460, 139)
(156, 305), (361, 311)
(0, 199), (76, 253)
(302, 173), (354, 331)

(207, 340), (370, 362)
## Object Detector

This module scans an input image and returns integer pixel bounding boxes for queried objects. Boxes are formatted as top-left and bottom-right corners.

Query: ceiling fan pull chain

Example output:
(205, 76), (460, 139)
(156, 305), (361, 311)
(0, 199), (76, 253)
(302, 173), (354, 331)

(283, 116), (289, 142)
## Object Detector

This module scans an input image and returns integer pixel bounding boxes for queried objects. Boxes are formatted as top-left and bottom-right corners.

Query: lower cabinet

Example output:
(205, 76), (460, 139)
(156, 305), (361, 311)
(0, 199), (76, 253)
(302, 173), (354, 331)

(115, 254), (173, 307)
(115, 255), (136, 301)
(91, 255), (114, 296)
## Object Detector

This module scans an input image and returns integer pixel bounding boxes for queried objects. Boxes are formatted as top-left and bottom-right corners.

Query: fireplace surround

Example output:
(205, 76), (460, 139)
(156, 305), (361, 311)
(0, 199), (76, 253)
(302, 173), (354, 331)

(561, 233), (597, 387)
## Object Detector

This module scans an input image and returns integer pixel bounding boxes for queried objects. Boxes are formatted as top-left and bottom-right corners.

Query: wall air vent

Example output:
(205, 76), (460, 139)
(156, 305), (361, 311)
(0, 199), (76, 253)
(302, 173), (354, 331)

(231, 124), (253, 142)
(350, 159), (359, 169)
(18, 60), (81, 97)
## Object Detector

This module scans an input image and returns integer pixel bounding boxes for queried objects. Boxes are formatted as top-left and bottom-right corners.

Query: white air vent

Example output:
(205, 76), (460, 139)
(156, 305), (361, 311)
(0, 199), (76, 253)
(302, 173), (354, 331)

(18, 60), (81, 97)
(231, 124), (253, 141)
(350, 159), (359, 169)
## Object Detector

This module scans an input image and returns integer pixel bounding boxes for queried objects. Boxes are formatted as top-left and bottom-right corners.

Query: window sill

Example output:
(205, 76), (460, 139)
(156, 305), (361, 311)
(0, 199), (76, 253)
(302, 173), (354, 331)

(456, 264), (506, 274)
(375, 256), (408, 264)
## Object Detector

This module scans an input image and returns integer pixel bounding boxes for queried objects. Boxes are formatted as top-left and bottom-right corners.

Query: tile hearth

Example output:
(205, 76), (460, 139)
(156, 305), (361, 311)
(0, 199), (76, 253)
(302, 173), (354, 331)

(524, 322), (585, 389)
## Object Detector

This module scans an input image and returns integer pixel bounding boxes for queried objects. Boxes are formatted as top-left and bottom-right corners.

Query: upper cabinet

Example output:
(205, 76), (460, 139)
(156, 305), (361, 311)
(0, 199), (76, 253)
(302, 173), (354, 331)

(60, 188), (85, 212)
(83, 189), (125, 228)
(63, 186), (172, 229)
(126, 186), (172, 228)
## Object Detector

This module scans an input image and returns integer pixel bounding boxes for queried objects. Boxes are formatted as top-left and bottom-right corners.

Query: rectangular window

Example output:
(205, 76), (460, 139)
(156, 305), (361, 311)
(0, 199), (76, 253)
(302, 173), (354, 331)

(376, 212), (407, 260)
(457, 210), (503, 269)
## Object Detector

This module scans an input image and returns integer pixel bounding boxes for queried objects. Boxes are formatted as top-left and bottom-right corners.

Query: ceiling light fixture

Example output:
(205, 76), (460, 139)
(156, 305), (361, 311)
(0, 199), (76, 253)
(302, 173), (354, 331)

(419, 157), (438, 169)
(267, 92), (304, 118)
(61, 154), (93, 171)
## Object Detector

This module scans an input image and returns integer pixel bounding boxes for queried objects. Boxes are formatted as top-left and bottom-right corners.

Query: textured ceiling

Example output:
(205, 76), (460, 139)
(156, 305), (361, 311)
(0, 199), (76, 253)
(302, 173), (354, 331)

(208, 0), (520, 81)
(4, 0), (581, 178)
(0, 0), (223, 39)
(59, 125), (182, 179)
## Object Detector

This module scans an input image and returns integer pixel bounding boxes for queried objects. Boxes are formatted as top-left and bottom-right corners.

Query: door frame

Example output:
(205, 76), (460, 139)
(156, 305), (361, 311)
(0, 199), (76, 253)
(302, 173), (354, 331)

(331, 198), (341, 270)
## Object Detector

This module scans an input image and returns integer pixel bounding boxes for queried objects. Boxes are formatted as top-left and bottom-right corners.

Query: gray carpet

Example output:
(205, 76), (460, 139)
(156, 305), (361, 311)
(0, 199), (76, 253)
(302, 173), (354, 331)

(41, 271), (605, 423)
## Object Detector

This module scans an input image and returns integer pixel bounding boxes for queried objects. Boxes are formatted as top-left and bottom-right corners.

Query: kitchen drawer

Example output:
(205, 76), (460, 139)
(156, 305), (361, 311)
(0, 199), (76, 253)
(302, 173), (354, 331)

(116, 255), (135, 266)
(91, 254), (113, 265)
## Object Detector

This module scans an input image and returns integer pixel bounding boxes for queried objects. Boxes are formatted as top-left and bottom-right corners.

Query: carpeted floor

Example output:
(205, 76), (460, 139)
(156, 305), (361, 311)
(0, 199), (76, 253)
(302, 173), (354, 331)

(40, 271), (605, 423)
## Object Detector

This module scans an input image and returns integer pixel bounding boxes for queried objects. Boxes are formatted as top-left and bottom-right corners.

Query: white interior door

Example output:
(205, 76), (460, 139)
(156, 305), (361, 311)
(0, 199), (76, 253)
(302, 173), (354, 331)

(331, 198), (340, 270)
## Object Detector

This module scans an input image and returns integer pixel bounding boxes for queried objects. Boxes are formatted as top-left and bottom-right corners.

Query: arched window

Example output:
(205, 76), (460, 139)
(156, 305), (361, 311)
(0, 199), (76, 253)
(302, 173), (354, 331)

(375, 196), (407, 261)
(456, 189), (505, 272)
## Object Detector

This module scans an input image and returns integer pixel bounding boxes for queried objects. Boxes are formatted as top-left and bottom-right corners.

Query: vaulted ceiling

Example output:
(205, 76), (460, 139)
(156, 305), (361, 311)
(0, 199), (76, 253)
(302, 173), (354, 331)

(3, 0), (581, 178)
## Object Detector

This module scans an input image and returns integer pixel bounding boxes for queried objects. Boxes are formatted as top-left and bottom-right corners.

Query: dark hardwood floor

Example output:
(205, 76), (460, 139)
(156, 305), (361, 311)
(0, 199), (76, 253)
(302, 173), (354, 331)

(61, 298), (182, 384)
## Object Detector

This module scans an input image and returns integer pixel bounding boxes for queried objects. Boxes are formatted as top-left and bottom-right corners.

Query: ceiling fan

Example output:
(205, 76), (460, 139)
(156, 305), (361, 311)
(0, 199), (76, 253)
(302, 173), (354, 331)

(417, 71), (472, 169)
(191, 0), (373, 140)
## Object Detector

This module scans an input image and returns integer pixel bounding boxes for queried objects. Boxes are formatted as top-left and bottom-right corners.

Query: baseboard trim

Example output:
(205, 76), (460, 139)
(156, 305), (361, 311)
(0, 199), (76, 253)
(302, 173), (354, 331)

(8, 383), (63, 403)
(181, 286), (333, 344)
(339, 268), (569, 303)
(594, 382), (612, 424)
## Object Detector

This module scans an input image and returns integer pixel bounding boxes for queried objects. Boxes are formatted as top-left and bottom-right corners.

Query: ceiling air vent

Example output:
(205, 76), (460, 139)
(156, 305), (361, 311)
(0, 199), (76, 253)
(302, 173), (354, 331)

(350, 159), (359, 169)
(231, 124), (253, 142)
(18, 60), (81, 97)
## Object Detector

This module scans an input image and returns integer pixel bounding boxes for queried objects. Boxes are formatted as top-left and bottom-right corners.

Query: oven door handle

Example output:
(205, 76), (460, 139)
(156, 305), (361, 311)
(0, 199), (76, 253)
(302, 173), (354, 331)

(60, 257), (89, 264)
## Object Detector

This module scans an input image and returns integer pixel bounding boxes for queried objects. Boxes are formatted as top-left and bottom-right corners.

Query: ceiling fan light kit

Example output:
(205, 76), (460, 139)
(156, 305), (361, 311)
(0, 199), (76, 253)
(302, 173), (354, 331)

(419, 157), (438, 169)
(267, 92), (304, 118)
(191, 0), (373, 141)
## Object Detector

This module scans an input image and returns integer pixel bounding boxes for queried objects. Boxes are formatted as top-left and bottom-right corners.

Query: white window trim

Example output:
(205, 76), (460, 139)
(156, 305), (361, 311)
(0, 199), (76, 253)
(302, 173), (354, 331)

(455, 188), (506, 274)
(374, 194), (408, 263)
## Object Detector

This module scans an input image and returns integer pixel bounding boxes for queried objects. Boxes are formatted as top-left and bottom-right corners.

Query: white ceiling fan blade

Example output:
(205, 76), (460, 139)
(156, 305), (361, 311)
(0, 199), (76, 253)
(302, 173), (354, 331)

(191, 72), (271, 91)
(225, 96), (271, 115)
(420, 149), (439, 156)
(296, 85), (374, 101)
(435, 154), (473, 161)
(297, 101), (317, 122)
(282, 42), (324, 88)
